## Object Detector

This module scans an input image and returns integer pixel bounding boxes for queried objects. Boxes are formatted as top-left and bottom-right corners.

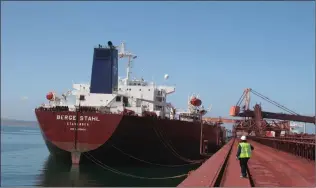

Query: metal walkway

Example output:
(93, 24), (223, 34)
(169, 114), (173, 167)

(178, 138), (315, 187)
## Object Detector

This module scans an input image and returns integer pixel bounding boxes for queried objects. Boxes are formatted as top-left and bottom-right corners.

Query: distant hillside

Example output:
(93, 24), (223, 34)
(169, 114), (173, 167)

(1, 118), (38, 127)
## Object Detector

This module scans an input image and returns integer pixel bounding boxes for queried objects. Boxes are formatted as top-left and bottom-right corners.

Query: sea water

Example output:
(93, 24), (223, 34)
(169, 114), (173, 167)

(1, 125), (198, 187)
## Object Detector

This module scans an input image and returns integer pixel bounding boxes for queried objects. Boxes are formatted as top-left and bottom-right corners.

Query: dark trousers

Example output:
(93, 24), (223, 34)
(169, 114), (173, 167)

(239, 158), (249, 177)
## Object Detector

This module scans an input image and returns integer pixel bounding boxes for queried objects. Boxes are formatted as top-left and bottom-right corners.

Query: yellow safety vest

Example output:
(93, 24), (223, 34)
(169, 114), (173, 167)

(239, 142), (252, 158)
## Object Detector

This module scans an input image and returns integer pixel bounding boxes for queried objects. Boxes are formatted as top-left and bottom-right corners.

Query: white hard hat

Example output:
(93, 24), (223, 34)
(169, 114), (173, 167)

(241, 136), (247, 140)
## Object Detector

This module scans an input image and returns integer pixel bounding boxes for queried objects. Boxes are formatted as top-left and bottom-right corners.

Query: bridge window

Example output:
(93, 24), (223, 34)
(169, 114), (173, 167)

(116, 96), (121, 102)
(156, 97), (162, 102)
(79, 95), (85, 101)
(123, 97), (128, 106)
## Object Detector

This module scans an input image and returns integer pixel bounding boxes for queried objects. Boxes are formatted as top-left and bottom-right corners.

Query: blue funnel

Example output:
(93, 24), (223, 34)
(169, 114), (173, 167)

(90, 45), (118, 94)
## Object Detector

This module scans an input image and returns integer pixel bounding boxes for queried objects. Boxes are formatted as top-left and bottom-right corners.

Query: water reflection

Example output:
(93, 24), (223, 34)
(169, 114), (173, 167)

(37, 155), (200, 187)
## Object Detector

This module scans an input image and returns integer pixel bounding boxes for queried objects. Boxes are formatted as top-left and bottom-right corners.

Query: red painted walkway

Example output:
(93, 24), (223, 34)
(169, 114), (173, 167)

(248, 140), (315, 187)
(178, 138), (315, 187)
(220, 141), (251, 187)
(177, 139), (234, 187)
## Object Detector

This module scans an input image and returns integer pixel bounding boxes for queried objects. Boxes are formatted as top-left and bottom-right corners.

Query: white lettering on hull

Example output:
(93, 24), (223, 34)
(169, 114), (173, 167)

(66, 122), (90, 127)
(55, 114), (100, 131)
(56, 115), (100, 121)
(70, 128), (86, 131)
(66, 122), (88, 131)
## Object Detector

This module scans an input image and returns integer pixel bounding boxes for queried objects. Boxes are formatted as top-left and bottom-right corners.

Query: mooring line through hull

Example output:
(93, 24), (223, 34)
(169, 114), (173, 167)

(152, 122), (205, 164)
(153, 126), (196, 163)
(83, 152), (188, 180)
(154, 126), (204, 163)
(68, 116), (193, 179)
(73, 110), (198, 178)
(111, 145), (200, 167)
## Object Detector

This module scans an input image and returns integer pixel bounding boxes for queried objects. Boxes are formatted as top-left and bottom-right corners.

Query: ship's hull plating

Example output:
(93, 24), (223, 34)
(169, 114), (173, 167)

(35, 110), (225, 166)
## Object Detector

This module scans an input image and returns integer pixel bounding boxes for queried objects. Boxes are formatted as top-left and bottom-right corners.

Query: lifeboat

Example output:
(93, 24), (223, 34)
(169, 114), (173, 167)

(190, 97), (202, 107)
(46, 92), (55, 101)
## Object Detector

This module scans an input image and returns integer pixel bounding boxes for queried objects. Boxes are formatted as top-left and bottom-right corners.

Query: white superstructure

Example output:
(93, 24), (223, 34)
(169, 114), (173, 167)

(43, 42), (210, 120)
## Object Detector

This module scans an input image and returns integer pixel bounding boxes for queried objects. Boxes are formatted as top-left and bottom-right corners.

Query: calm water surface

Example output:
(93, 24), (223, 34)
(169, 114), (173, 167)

(1, 125), (199, 187)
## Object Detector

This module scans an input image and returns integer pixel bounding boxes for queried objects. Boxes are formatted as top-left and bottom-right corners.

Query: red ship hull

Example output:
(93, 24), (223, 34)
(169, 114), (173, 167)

(35, 109), (226, 166)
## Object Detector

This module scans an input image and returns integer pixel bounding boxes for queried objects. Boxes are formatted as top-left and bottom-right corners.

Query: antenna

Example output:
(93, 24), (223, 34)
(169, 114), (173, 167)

(118, 41), (137, 81)
(208, 104), (212, 112)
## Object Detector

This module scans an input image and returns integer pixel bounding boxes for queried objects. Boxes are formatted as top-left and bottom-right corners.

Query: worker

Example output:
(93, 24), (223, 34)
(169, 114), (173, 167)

(236, 135), (254, 178)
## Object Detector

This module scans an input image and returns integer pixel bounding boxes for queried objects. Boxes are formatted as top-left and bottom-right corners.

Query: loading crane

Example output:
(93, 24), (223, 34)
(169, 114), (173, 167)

(230, 88), (315, 124)
(230, 88), (314, 137)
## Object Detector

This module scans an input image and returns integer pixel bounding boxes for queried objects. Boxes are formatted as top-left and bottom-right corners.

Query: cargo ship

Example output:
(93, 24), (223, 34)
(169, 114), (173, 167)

(35, 41), (226, 166)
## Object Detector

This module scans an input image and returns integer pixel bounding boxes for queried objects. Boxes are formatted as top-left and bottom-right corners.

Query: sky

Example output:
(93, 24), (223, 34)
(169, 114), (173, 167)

(1, 2), (315, 132)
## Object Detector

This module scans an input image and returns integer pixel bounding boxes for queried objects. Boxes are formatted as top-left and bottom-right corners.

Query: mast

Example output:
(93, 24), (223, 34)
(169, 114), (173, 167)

(118, 42), (137, 82)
